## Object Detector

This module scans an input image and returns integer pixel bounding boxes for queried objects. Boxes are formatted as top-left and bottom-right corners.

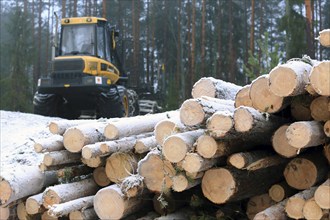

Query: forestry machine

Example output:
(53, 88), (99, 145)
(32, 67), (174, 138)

(34, 17), (160, 119)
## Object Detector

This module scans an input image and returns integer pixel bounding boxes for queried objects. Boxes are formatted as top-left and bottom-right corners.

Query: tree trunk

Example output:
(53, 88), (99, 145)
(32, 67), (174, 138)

(250, 75), (288, 113)
(246, 194), (275, 220)
(69, 208), (97, 220)
(105, 152), (138, 183)
(48, 119), (99, 135)
(285, 121), (327, 149)
(26, 193), (45, 215)
(180, 98), (234, 127)
(191, 77), (242, 100)
(314, 178), (330, 209)
(182, 153), (223, 173)
(93, 167), (111, 187)
(34, 135), (64, 153)
(48, 196), (94, 218)
(137, 149), (176, 193)
(134, 136), (157, 154)
(42, 178), (98, 208)
(253, 198), (288, 220)
(227, 150), (274, 169)
(0, 166), (58, 206)
(268, 181), (298, 202)
(324, 120), (330, 137)
(120, 174), (144, 198)
(310, 96), (330, 121)
(290, 95), (314, 121)
(93, 184), (149, 219)
(316, 29), (330, 47)
(303, 197), (324, 220)
(305, 0), (314, 57)
(154, 118), (186, 145)
(104, 111), (178, 139)
(234, 84), (253, 108)
(162, 129), (204, 163)
(171, 173), (201, 192)
(206, 111), (234, 138)
(272, 125), (298, 158)
(309, 61), (330, 96)
(284, 150), (328, 190)
(43, 150), (81, 166)
(202, 164), (286, 204)
(63, 122), (107, 153)
(269, 60), (313, 97)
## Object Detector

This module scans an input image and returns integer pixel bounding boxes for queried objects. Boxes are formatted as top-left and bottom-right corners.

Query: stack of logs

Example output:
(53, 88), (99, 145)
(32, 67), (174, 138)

(1, 30), (330, 220)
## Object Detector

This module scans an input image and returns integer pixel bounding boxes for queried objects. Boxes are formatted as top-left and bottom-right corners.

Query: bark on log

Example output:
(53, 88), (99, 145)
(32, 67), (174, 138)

(104, 111), (178, 139)
(56, 164), (93, 181)
(93, 167), (111, 187)
(120, 174), (144, 198)
(202, 164), (286, 204)
(206, 111), (234, 138)
(162, 129), (204, 163)
(284, 150), (328, 190)
(34, 135), (64, 153)
(310, 61), (330, 96)
(269, 60), (313, 97)
(234, 84), (253, 108)
(179, 98), (234, 127)
(48, 196), (94, 218)
(48, 119), (100, 135)
(94, 184), (149, 219)
(0, 206), (10, 220)
(290, 95), (313, 121)
(272, 125), (298, 158)
(137, 149), (176, 193)
(42, 178), (98, 208)
(191, 77), (242, 100)
(154, 118), (186, 145)
(171, 173), (201, 192)
(69, 208), (97, 220)
(285, 121), (327, 149)
(314, 178), (330, 209)
(246, 194), (276, 220)
(316, 29), (330, 47)
(310, 96), (330, 121)
(268, 181), (298, 202)
(245, 155), (289, 171)
(105, 152), (138, 183)
(63, 122), (107, 153)
(303, 197), (324, 220)
(253, 198), (288, 220)
(134, 136), (157, 154)
(324, 120), (330, 137)
(227, 150), (274, 169)
(182, 152), (223, 173)
(26, 193), (45, 215)
(250, 75), (288, 113)
(0, 166), (58, 206)
(43, 150), (81, 166)
(284, 187), (317, 219)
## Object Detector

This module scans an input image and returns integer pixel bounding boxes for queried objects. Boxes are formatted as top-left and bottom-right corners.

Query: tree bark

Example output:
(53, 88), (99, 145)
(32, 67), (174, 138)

(269, 60), (313, 97)
(309, 61), (330, 96)
(246, 194), (275, 220)
(310, 96), (330, 121)
(284, 150), (328, 190)
(272, 125), (299, 158)
(69, 208), (97, 220)
(268, 181), (298, 202)
(316, 29), (330, 47)
(303, 197), (324, 220)
(191, 77), (242, 100)
(34, 135), (64, 153)
(43, 150), (81, 166)
(290, 95), (314, 121)
(93, 167), (111, 187)
(234, 84), (253, 108)
(253, 198), (288, 220)
(48, 119), (99, 135)
(206, 111), (234, 138)
(162, 129), (204, 163)
(227, 150), (274, 169)
(314, 178), (330, 209)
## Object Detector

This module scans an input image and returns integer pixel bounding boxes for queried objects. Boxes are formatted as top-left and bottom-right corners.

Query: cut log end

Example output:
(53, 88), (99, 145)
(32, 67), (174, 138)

(233, 107), (253, 132)
(206, 112), (233, 137)
(48, 122), (59, 135)
(26, 197), (41, 215)
(43, 189), (61, 208)
(191, 78), (216, 99)
(314, 180), (330, 209)
(0, 180), (12, 206)
(234, 85), (253, 108)
(63, 128), (85, 153)
(269, 66), (300, 97)
(310, 61), (330, 96)
(196, 135), (218, 159)
(179, 99), (205, 127)
(93, 167), (111, 187)
(163, 136), (187, 163)
(172, 175), (189, 192)
(272, 125), (297, 158)
(228, 154), (245, 169)
(303, 198), (323, 220)
(104, 124), (119, 140)
(268, 184), (285, 202)
(285, 197), (306, 219)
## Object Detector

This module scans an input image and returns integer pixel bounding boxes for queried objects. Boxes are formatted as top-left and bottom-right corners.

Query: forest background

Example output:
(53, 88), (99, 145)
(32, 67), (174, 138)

(0, 0), (329, 112)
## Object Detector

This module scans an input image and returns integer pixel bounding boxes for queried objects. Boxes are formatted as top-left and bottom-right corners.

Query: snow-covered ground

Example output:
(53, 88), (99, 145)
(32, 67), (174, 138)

(0, 110), (62, 171)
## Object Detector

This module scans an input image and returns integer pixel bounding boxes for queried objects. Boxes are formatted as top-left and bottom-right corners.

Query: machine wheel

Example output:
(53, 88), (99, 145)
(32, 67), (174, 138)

(127, 89), (140, 116)
(33, 92), (62, 117)
(97, 85), (126, 118)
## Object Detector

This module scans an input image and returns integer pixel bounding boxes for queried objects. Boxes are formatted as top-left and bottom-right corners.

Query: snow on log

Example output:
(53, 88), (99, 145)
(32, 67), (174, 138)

(253, 198), (288, 220)
(206, 111), (234, 138)
(268, 181), (298, 202)
(69, 208), (97, 220)
(309, 60), (330, 96)
(310, 96), (330, 121)
(34, 135), (64, 153)
(290, 95), (313, 121)
(191, 77), (242, 100)
(120, 174), (144, 198)
(92, 167), (111, 187)
(234, 84), (253, 108)
(43, 150), (81, 166)
(246, 194), (275, 220)
(314, 178), (330, 209)
(272, 125), (299, 158)
(48, 119), (101, 135)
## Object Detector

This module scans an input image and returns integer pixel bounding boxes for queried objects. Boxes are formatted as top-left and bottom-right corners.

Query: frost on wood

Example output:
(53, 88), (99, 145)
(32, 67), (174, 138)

(48, 196), (94, 217)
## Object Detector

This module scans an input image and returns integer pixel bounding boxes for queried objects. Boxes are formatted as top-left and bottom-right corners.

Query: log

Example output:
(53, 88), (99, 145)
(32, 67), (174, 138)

(0, 166), (58, 206)
(94, 184), (149, 219)
(310, 96), (330, 121)
(316, 29), (330, 47)
(162, 129), (204, 163)
(81, 156), (105, 168)
(249, 75), (288, 113)
(179, 98), (234, 127)
(154, 118), (186, 145)
(105, 152), (138, 183)
(48, 196), (94, 218)
(17, 201), (28, 220)
(134, 136), (157, 154)
(268, 181), (298, 202)
(104, 111), (178, 139)
(324, 144), (330, 164)
(26, 193), (45, 215)
(314, 178), (330, 209)
(137, 149), (176, 193)
(34, 135), (64, 153)
(182, 152), (223, 173)
(42, 178), (98, 208)
(48, 119), (100, 135)
(272, 125), (298, 158)
(253, 198), (288, 220)
(41, 211), (58, 220)
(290, 95), (313, 121)
(268, 60), (313, 97)
(324, 120), (330, 137)
(191, 77), (242, 100)
(43, 150), (81, 166)
(227, 150), (274, 169)
(309, 61), (330, 96)
(63, 122), (107, 153)
(303, 197), (324, 220)
(120, 174), (144, 198)
(93, 167), (111, 187)
(285, 121), (327, 149)
(284, 150), (328, 190)
(69, 208), (97, 220)
(284, 187), (317, 219)
(246, 194), (275, 220)
(0, 206), (10, 220)
(234, 84), (253, 108)
(171, 173), (201, 192)
(206, 111), (234, 138)
(56, 164), (93, 182)
(202, 164), (286, 204)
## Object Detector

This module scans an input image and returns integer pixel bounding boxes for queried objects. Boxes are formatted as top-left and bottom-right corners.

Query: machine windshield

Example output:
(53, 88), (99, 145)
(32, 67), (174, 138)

(61, 24), (95, 56)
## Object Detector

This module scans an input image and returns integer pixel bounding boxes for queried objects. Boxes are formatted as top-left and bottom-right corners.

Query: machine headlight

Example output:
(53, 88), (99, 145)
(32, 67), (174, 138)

(88, 62), (98, 71)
